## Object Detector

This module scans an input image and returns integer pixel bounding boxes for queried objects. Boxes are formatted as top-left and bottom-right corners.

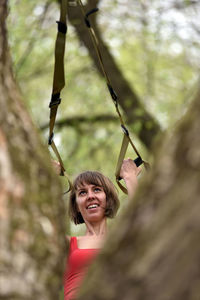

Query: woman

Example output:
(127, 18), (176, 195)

(54, 159), (141, 300)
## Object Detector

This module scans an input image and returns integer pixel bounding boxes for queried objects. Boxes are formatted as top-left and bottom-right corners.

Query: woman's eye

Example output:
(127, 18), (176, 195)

(79, 190), (86, 195)
(94, 187), (101, 192)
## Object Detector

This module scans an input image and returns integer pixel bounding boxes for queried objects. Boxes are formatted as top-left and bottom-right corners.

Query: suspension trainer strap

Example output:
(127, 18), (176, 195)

(77, 0), (149, 193)
(48, 0), (72, 192)
(115, 132), (129, 194)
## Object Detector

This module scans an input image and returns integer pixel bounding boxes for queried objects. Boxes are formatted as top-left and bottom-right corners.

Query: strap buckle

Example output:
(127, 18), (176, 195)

(49, 93), (61, 108)
(56, 21), (67, 34)
(48, 132), (54, 145)
(84, 8), (99, 28)
(107, 83), (118, 103)
(121, 124), (129, 136)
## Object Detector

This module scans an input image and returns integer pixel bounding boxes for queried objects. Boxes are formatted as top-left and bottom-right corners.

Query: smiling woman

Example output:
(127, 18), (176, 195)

(57, 159), (141, 300)
(69, 171), (120, 225)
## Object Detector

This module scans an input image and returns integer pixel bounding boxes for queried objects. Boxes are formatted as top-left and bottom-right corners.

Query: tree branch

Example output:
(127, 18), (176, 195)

(40, 114), (118, 130)
(68, 1), (161, 148)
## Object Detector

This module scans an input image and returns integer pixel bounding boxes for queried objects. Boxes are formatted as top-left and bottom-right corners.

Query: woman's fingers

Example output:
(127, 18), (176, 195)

(120, 158), (142, 179)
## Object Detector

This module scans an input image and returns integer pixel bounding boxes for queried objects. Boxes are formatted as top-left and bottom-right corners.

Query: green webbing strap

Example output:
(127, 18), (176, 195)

(115, 128), (150, 194)
(48, 0), (72, 192)
(51, 140), (73, 192)
(77, 0), (149, 193)
(115, 133), (129, 194)
(49, 0), (67, 134)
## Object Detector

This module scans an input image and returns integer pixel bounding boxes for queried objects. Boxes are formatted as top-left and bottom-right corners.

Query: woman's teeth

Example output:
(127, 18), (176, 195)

(88, 204), (98, 209)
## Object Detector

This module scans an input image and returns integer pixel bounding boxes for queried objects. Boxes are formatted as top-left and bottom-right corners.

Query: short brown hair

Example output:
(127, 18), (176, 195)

(69, 171), (120, 224)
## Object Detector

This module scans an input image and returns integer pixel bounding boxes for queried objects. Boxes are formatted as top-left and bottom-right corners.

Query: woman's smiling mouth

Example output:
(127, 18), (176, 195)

(87, 204), (100, 209)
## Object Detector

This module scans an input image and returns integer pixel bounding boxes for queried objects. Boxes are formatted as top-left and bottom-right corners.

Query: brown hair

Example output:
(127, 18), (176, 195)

(69, 171), (120, 224)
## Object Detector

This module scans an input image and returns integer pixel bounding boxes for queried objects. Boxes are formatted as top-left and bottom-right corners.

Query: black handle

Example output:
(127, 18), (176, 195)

(118, 157), (143, 181)
(134, 156), (143, 167)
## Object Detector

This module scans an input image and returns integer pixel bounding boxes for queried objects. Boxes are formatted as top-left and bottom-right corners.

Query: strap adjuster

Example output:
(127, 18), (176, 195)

(49, 93), (61, 108)
(48, 132), (54, 145)
(107, 83), (118, 103)
(56, 21), (67, 34)
(84, 8), (99, 28)
(121, 125), (129, 136)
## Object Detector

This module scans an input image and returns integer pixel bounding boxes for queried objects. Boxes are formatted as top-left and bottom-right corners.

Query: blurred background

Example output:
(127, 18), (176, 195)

(7, 0), (200, 237)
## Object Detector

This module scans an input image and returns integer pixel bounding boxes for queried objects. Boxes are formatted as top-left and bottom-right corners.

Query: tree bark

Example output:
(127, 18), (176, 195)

(0, 1), (67, 299)
(2, 1), (200, 299)
(77, 87), (200, 300)
(68, 0), (161, 149)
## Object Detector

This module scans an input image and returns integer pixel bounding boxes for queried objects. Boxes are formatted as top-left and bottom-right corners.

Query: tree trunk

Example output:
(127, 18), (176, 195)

(68, 0), (160, 149)
(0, 1), (67, 299)
(77, 87), (200, 300)
(1, 1), (200, 299)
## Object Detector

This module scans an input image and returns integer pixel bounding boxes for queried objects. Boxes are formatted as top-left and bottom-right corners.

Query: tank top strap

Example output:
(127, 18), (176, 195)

(69, 236), (78, 253)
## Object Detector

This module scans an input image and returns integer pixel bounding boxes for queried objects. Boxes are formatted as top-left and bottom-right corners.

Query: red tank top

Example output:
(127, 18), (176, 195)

(63, 237), (99, 300)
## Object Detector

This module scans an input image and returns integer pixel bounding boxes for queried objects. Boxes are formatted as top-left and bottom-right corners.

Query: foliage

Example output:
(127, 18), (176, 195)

(6, 1), (200, 297)
(7, 0), (200, 208)
(99, 0), (200, 127)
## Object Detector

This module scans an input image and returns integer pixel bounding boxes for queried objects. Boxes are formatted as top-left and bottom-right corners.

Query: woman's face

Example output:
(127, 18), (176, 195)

(75, 183), (107, 223)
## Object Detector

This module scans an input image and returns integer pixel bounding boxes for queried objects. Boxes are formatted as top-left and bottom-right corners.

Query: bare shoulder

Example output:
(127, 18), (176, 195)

(76, 235), (88, 242)
(76, 235), (104, 249)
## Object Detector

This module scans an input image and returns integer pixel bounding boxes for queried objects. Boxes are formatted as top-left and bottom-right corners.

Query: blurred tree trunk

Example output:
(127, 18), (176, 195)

(1, 1), (200, 299)
(77, 87), (200, 300)
(0, 1), (67, 299)
(68, 0), (160, 149)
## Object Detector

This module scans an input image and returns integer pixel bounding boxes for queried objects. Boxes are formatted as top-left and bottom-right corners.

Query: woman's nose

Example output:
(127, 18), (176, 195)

(87, 189), (95, 199)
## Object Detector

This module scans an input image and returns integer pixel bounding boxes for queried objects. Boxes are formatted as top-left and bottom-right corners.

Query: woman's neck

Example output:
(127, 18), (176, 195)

(85, 218), (107, 236)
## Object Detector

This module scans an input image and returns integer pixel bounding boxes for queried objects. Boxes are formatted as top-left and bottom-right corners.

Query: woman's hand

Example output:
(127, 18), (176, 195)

(120, 158), (142, 198)
(52, 160), (62, 175)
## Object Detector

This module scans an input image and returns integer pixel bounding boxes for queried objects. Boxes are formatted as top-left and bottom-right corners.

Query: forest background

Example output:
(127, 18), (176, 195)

(2, 0), (200, 299)
(8, 0), (200, 234)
